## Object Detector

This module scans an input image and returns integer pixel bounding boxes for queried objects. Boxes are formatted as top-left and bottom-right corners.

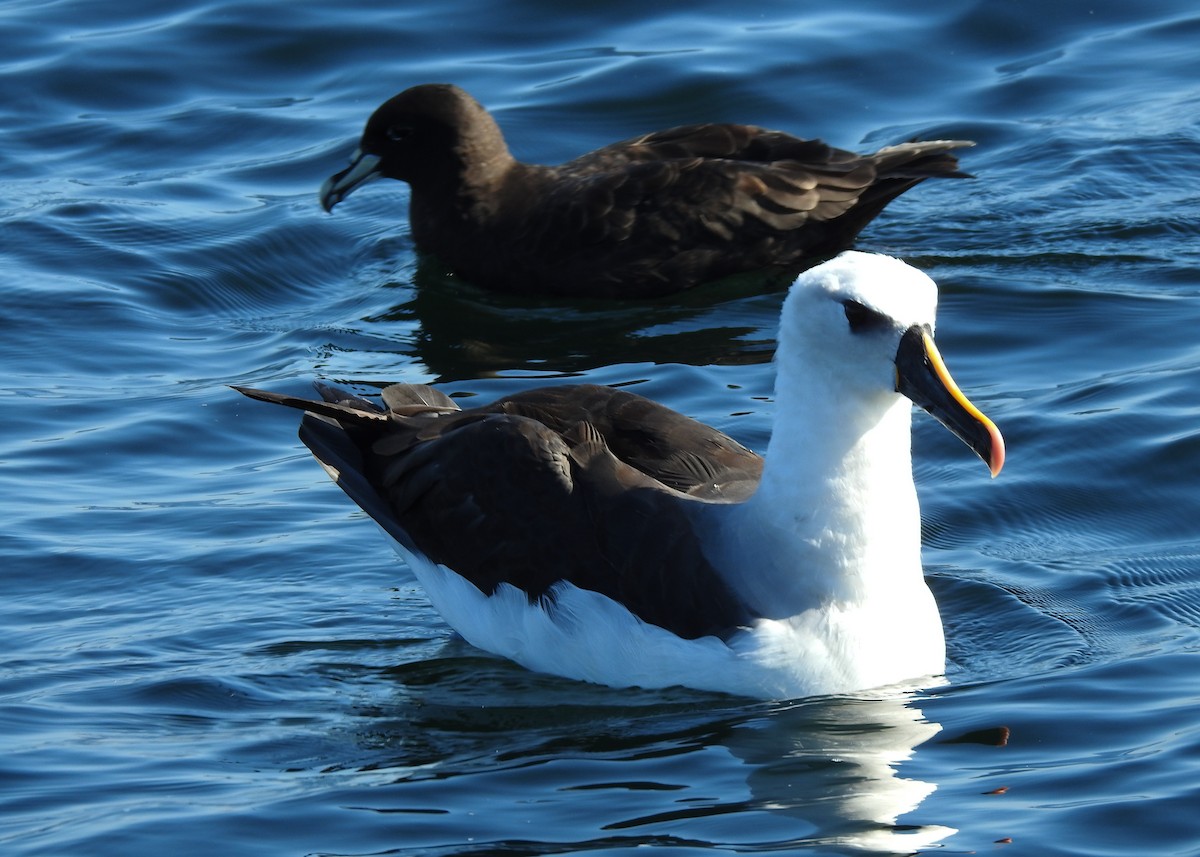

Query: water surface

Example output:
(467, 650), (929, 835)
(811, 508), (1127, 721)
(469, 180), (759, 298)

(3, 1), (1200, 854)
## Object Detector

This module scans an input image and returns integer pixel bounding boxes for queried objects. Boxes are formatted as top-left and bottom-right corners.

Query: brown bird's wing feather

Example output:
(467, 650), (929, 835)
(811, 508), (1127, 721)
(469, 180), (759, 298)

(539, 125), (877, 239)
(572, 123), (850, 168)
(499, 126), (969, 296)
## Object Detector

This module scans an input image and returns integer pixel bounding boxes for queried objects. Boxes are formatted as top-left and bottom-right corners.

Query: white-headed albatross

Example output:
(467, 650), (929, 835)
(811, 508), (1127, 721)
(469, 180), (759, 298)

(235, 252), (1003, 699)
(319, 83), (973, 297)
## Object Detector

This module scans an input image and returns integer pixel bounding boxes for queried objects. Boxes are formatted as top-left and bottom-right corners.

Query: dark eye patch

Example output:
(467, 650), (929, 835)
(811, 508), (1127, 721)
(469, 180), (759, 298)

(387, 124), (414, 142)
(842, 300), (891, 334)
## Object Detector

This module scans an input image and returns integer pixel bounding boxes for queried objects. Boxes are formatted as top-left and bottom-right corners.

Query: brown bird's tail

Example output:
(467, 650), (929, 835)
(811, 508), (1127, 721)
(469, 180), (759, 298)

(846, 139), (974, 231)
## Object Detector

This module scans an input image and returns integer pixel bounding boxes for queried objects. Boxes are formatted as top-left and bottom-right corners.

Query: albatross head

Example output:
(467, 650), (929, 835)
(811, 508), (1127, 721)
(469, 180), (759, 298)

(779, 251), (1004, 477)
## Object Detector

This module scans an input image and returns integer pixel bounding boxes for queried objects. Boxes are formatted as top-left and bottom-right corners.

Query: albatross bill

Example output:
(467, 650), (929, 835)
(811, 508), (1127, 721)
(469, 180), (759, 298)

(235, 252), (1002, 698)
(896, 326), (1005, 477)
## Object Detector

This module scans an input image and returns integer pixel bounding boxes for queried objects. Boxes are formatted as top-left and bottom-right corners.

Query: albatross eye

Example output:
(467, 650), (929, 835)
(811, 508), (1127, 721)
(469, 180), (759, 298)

(842, 300), (890, 334)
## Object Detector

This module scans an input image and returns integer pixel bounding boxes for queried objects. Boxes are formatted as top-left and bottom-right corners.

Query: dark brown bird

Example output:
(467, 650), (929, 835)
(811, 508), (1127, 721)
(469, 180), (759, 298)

(319, 83), (973, 298)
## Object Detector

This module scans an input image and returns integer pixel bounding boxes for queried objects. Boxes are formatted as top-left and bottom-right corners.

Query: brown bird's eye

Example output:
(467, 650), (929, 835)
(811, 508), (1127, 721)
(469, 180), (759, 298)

(387, 124), (414, 142)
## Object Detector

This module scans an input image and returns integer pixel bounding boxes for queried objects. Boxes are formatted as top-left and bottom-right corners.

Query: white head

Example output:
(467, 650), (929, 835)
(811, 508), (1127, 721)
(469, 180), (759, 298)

(774, 250), (1002, 476)
(795, 251), (939, 324)
(777, 252), (936, 403)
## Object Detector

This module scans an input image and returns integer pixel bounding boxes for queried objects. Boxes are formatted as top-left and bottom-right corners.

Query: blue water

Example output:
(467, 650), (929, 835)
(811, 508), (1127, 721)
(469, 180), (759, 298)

(3, 0), (1200, 854)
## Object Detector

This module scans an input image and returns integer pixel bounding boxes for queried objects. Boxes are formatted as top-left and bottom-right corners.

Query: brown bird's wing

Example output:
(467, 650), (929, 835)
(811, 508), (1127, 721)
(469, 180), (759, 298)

(571, 122), (852, 168)
(538, 124), (876, 242)
(504, 125), (969, 296)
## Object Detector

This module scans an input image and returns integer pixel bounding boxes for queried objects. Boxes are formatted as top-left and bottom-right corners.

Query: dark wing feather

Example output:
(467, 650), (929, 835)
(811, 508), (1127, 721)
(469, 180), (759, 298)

(237, 383), (754, 640)
(573, 123), (841, 168)
(298, 411), (424, 555)
(481, 384), (763, 498)
(500, 128), (970, 295)
(556, 123), (887, 244)
(532, 149), (872, 248)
